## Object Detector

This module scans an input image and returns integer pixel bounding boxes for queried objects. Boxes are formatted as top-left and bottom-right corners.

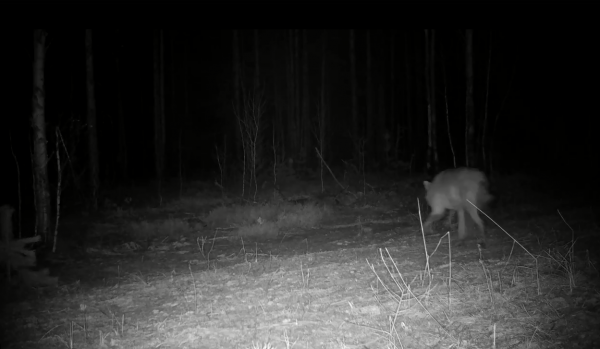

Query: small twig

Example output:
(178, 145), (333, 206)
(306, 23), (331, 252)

(53, 127), (62, 254)
(206, 229), (218, 270)
(189, 262), (198, 313)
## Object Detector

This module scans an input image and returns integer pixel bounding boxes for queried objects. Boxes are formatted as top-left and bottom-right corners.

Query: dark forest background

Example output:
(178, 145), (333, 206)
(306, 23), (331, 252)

(2, 29), (598, 215)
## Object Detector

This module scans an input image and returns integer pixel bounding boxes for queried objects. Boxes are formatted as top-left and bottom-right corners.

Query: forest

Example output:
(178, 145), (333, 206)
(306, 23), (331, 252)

(0, 29), (598, 349)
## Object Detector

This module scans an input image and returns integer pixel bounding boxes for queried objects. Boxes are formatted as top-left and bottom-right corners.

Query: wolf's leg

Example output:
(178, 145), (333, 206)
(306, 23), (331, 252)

(423, 208), (446, 235)
(457, 209), (467, 240)
(466, 205), (486, 243)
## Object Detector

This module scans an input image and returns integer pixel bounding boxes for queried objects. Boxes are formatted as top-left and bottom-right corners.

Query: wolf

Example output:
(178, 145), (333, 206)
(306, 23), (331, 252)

(422, 168), (492, 244)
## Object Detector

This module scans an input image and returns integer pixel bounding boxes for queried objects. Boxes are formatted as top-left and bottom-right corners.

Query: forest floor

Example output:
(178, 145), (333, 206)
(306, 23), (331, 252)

(1, 171), (600, 349)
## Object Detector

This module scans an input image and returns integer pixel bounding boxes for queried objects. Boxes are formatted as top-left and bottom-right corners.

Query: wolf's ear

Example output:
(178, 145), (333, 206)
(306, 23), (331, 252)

(423, 181), (431, 190)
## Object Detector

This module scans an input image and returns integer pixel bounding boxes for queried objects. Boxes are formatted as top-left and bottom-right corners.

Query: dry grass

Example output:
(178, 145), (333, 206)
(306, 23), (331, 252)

(127, 218), (202, 240)
(364, 203), (598, 348)
(205, 202), (330, 239)
(2, 177), (598, 349)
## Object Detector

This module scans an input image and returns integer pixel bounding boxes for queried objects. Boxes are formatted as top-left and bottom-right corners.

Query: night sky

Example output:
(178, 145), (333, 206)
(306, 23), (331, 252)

(2, 29), (597, 208)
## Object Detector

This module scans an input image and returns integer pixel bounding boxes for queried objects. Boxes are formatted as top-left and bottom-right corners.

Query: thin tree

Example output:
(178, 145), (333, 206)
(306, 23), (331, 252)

(85, 29), (99, 209)
(441, 47), (457, 168)
(233, 30), (242, 162)
(272, 34), (285, 168)
(430, 30), (438, 171)
(181, 33), (190, 191)
(286, 30), (300, 158)
(465, 29), (476, 167)
(349, 30), (358, 151)
(32, 29), (51, 239)
(378, 83), (386, 167)
(415, 34), (426, 171)
(294, 30), (301, 158)
(424, 30), (438, 172)
(316, 30), (328, 191)
(254, 30), (260, 92)
(481, 32), (493, 173)
(170, 31), (177, 176)
(154, 29), (166, 197)
(271, 33), (285, 168)
(115, 30), (128, 181)
(301, 29), (310, 166)
(366, 30), (373, 156)
(404, 32), (413, 164)
(389, 30), (396, 164)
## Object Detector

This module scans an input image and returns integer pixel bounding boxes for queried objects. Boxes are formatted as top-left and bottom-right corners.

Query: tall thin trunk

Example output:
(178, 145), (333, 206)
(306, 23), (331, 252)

(273, 67), (282, 163)
(272, 33), (283, 164)
(85, 29), (99, 209)
(32, 30), (51, 239)
(182, 34), (190, 179)
(404, 32), (412, 161)
(115, 32), (128, 181)
(415, 33), (425, 171)
(294, 30), (301, 155)
(154, 30), (166, 191)
(424, 30), (438, 171)
(349, 30), (358, 147)
(441, 46), (457, 168)
(378, 83), (385, 166)
(390, 31), (396, 153)
(481, 33), (492, 172)
(68, 48), (82, 191)
(430, 30), (438, 171)
(465, 29), (476, 167)
(254, 30), (260, 91)
(366, 30), (373, 153)
(301, 29), (310, 159)
(170, 31), (177, 170)
(320, 30), (328, 160)
(425, 29), (439, 173)
(160, 30), (165, 170)
(232, 30), (242, 161)
(425, 30), (432, 172)
(286, 30), (298, 157)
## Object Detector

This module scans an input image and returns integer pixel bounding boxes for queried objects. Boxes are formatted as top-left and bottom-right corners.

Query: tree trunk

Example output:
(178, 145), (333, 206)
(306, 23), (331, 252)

(425, 30), (432, 172)
(301, 29), (310, 163)
(481, 33), (492, 173)
(286, 30), (298, 157)
(378, 83), (385, 167)
(320, 30), (328, 160)
(429, 30), (438, 171)
(415, 34), (425, 172)
(115, 32), (128, 181)
(154, 30), (166, 191)
(389, 31), (396, 162)
(349, 30), (358, 148)
(32, 30), (51, 239)
(254, 30), (260, 91)
(232, 30), (242, 162)
(441, 45), (457, 169)
(465, 29), (476, 167)
(366, 30), (373, 157)
(182, 34), (190, 180)
(404, 32), (412, 162)
(85, 29), (99, 209)
(294, 30), (301, 156)
(271, 32), (284, 165)
(170, 31), (177, 174)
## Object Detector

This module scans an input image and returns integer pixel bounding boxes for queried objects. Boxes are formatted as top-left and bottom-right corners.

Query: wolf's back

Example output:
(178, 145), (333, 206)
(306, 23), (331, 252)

(430, 168), (491, 207)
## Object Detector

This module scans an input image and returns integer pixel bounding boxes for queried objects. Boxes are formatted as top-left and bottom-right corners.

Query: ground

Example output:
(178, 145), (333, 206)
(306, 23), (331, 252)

(1, 173), (600, 349)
